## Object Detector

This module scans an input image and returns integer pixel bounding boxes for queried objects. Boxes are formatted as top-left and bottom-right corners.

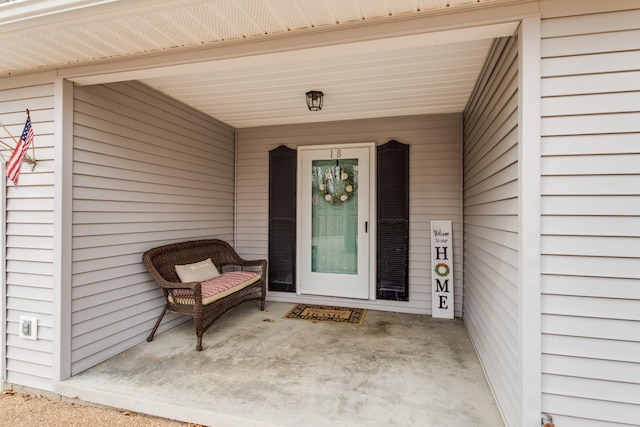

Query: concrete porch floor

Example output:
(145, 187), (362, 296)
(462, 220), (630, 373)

(59, 302), (504, 427)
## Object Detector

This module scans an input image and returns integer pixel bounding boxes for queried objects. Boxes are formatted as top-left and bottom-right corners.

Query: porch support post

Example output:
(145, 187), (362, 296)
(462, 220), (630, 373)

(52, 78), (74, 384)
(517, 15), (542, 427)
(0, 122), (5, 390)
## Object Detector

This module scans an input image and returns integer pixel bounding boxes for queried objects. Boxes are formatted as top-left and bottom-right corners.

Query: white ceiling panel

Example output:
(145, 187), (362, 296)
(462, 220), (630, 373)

(140, 37), (495, 127)
(0, 0), (520, 128)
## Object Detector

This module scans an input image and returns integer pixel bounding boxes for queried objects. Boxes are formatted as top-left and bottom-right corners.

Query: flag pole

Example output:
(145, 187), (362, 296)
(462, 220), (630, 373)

(27, 109), (36, 170)
(0, 121), (19, 146)
(0, 121), (19, 165)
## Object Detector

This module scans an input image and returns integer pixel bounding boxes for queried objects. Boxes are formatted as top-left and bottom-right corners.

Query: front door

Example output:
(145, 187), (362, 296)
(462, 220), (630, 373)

(298, 145), (373, 299)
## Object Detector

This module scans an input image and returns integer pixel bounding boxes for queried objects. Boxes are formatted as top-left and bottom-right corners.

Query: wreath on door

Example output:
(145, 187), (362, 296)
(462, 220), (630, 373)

(318, 167), (354, 205)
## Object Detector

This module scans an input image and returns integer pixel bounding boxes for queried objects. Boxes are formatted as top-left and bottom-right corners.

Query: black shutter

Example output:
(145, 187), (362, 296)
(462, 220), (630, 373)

(268, 145), (297, 292)
(377, 140), (409, 301)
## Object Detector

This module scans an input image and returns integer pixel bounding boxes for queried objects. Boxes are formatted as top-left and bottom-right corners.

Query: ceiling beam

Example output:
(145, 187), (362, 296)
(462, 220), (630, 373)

(67, 22), (518, 86)
(59, 0), (536, 83)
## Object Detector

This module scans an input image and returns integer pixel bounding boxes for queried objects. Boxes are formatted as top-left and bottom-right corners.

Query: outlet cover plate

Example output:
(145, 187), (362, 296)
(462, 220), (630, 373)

(19, 316), (38, 340)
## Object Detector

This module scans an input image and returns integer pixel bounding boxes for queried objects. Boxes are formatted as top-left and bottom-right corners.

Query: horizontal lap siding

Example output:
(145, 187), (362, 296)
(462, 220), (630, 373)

(1, 80), (56, 391)
(71, 82), (234, 374)
(236, 114), (462, 315)
(540, 7), (640, 426)
(463, 36), (520, 426)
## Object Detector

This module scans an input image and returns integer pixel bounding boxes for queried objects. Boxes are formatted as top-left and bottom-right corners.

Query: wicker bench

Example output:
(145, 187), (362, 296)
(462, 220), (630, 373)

(142, 239), (267, 351)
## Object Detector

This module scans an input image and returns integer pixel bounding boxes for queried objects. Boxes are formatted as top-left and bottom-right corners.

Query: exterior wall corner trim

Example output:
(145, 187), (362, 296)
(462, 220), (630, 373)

(517, 14), (543, 427)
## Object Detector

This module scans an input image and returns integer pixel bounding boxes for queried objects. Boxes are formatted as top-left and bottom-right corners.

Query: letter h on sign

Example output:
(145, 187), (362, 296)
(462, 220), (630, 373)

(435, 246), (448, 260)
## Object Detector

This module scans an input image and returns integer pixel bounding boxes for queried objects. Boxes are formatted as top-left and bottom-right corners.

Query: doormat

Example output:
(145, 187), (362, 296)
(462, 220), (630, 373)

(284, 304), (366, 325)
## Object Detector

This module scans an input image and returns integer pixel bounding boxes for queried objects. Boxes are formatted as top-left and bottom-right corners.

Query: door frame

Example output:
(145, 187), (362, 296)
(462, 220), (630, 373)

(296, 142), (377, 301)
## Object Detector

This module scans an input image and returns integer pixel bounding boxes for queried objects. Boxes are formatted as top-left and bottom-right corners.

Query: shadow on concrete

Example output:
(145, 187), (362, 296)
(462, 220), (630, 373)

(60, 302), (503, 427)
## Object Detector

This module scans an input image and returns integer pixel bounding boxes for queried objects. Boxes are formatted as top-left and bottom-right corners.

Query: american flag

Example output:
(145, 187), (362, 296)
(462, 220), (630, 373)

(6, 115), (34, 185)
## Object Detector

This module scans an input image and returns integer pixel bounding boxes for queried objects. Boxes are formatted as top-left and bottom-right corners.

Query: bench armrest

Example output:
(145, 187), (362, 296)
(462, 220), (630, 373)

(219, 259), (267, 275)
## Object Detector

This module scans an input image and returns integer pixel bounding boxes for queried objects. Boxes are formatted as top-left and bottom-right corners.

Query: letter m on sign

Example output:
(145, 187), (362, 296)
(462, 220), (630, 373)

(435, 279), (449, 293)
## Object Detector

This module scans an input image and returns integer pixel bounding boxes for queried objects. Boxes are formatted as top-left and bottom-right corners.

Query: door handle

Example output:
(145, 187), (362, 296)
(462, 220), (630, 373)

(365, 221), (368, 233)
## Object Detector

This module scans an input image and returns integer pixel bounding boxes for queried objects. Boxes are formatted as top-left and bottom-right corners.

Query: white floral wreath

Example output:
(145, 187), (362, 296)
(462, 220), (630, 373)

(318, 168), (354, 205)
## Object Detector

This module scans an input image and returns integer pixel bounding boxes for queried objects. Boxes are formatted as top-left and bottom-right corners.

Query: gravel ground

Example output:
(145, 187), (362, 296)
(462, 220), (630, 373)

(0, 390), (202, 427)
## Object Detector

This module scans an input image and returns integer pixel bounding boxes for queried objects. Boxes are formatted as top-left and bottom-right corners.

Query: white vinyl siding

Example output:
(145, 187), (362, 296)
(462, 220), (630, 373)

(1, 78), (56, 391)
(462, 36), (520, 426)
(71, 81), (235, 374)
(236, 114), (462, 315)
(540, 7), (640, 426)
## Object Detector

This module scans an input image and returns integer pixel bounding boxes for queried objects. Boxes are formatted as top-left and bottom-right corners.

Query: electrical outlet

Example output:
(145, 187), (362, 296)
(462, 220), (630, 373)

(19, 316), (37, 340)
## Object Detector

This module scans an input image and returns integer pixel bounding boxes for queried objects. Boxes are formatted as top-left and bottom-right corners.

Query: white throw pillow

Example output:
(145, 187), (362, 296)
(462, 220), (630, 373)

(175, 258), (220, 283)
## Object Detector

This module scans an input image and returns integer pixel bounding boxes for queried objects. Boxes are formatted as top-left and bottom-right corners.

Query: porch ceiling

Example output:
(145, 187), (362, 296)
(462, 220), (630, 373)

(0, 0), (521, 127)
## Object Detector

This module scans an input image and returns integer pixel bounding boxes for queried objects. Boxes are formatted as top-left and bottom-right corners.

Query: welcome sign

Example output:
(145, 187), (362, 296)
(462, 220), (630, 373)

(431, 220), (454, 319)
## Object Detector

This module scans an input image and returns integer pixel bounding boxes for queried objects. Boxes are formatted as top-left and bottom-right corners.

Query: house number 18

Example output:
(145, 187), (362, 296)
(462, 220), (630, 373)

(331, 149), (342, 159)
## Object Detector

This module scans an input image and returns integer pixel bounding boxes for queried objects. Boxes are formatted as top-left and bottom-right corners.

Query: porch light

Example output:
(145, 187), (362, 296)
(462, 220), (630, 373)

(306, 90), (324, 111)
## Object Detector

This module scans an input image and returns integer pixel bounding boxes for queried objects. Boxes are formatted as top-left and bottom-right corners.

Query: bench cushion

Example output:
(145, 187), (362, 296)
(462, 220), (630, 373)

(169, 271), (261, 305)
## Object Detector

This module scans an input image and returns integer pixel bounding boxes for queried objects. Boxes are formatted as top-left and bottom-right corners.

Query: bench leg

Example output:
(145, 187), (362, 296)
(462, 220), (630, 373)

(147, 304), (168, 342)
(196, 335), (203, 351)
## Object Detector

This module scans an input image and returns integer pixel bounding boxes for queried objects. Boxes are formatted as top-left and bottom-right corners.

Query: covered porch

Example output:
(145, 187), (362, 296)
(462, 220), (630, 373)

(1, 2), (541, 426)
(58, 302), (502, 426)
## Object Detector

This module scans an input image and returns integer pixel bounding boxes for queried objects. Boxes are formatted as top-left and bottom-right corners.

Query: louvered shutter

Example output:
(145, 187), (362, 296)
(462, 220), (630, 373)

(268, 145), (297, 292)
(377, 140), (409, 301)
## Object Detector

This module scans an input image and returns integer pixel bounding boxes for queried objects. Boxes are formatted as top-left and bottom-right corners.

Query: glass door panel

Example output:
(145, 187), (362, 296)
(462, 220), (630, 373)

(311, 159), (358, 274)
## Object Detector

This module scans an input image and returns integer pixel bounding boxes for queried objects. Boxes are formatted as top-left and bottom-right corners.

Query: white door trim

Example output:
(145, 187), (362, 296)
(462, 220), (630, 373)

(296, 143), (376, 301)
